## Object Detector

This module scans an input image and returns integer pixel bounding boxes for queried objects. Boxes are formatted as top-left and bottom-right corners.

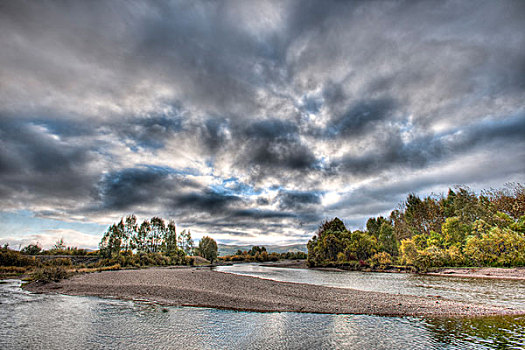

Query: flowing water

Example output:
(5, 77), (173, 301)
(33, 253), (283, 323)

(215, 264), (525, 310)
(1, 265), (524, 349)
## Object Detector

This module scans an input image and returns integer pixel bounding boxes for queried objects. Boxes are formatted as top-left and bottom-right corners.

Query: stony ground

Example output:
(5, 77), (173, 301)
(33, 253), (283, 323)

(25, 267), (524, 317)
(428, 267), (525, 280)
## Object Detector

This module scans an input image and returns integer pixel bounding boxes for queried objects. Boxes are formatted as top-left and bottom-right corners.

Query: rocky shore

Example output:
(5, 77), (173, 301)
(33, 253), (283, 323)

(24, 267), (524, 317)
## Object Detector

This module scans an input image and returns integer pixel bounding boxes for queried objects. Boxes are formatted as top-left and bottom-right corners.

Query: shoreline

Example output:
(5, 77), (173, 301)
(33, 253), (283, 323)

(260, 261), (525, 280)
(24, 267), (524, 318)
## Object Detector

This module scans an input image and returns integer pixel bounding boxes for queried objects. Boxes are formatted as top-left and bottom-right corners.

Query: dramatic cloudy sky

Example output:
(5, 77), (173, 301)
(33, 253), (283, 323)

(1, 0), (524, 249)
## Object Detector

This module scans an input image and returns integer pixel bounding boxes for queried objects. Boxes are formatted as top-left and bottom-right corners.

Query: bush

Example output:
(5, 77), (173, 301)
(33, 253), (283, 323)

(46, 258), (72, 266)
(369, 252), (393, 267)
(0, 249), (37, 267)
(21, 244), (42, 255)
(97, 264), (121, 271)
(0, 266), (28, 274)
(32, 266), (69, 283)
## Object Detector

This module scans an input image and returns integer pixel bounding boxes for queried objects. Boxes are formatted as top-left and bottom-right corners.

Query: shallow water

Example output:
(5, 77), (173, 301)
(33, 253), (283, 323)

(1, 276), (524, 349)
(215, 264), (525, 310)
(0, 274), (525, 349)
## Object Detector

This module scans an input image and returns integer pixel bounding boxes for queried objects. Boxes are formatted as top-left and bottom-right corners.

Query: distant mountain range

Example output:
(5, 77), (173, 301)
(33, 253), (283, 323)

(217, 243), (307, 256)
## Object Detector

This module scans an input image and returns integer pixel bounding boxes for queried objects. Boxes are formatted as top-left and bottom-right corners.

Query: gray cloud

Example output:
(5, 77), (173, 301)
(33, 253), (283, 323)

(277, 190), (322, 210)
(1, 0), (524, 245)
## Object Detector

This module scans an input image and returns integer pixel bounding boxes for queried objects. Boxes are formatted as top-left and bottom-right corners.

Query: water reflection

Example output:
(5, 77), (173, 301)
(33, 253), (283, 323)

(424, 316), (525, 349)
(1, 279), (524, 349)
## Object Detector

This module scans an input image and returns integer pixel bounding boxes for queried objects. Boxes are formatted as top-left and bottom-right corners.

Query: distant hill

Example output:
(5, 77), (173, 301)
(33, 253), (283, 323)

(218, 243), (307, 256)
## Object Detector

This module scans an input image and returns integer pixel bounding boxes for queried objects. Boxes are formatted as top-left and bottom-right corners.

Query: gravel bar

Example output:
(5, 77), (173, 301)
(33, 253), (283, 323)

(24, 267), (524, 317)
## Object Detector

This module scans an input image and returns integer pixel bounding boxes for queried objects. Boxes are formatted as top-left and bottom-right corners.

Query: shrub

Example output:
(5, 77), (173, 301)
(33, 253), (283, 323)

(21, 244), (42, 255)
(0, 249), (37, 267)
(0, 266), (28, 274)
(32, 266), (69, 283)
(369, 252), (393, 267)
(98, 264), (121, 271)
(399, 239), (418, 265)
(46, 258), (73, 266)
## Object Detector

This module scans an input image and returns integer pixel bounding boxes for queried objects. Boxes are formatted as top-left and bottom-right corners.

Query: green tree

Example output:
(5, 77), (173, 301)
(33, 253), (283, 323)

(21, 243), (42, 255)
(149, 217), (166, 253)
(442, 217), (470, 248)
(53, 238), (66, 250)
(378, 222), (398, 256)
(135, 220), (150, 252)
(366, 216), (389, 238)
(399, 239), (418, 265)
(350, 230), (378, 260)
(178, 230), (194, 255)
(123, 215), (138, 252)
(197, 236), (218, 263)
(163, 220), (178, 255)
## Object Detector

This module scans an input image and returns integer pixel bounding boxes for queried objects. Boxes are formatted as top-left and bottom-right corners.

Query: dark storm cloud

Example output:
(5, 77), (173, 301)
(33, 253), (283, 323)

(117, 114), (185, 151)
(1, 0), (524, 245)
(198, 117), (231, 152)
(98, 166), (196, 210)
(277, 190), (322, 210)
(326, 98), (397, 137)
(0, 115), (100, 208)
(98, 166), (245, 215)
(330, 114), (525, 176)
(231, 209), (297, 220)
(235, 118), (320, 176)
(173, 190), (242, 214)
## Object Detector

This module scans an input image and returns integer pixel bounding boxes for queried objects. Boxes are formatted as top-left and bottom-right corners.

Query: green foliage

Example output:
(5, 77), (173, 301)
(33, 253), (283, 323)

(307, 219), (378, 267)
(32, 266), (69, 283)
(96, 215), (213, 267)
(346, 230), (377, 261)
(369, 252), (393, 267)
(366, 217), (389, 238)
(197, 236), (218, 263)
(0, 248), (37, 267)
(220, 246), (289, 263)
(442, 217), (470, 248)
(100, 215), (188, 258)
(308, 184), (525, 269)
(53, 238), (66, 250)
(464, 227), (525, 267)
(399, 239), (418, 266)
(177, 230), (194, 255)
(378, 222), (397, 256)
(21, 244), (42, 255)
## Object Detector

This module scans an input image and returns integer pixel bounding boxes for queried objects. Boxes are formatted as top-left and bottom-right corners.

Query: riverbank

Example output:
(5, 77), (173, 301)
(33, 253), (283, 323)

(261, 261), (525, 280)
(428, 267), (525, 280)
(24, 267), (523, 317)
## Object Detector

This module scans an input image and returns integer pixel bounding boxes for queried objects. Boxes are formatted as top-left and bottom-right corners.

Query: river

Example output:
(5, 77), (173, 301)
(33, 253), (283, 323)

(1, 264), (524, 349)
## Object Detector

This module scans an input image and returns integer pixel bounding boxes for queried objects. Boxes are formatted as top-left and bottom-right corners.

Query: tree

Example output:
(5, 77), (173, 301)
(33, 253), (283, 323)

(135, 220), (150, 252)
(366, 217), (389, 238)
(21, 243), (42, 255)
(149, 217), (166, 252)
(347, 230), (377, 261)
(197, 236), (218, 263)
(178, 230), (194, 255)
(399, 239), (418, 265)
(442, 217), (470, 248)
(249, 246), (267, 256)
(163, 220), (178, 255)
(378, 222), (398, 256)
(123, 215), (138, 252)
(53, 238), (66, 250)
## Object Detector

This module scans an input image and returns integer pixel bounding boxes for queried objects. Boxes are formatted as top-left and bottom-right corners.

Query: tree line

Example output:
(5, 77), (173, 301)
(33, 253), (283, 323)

(99, 215), (218, 264)
(220, 246), (307, 262)
(307, 184), (525, 271)
(99, 215), (193, 257)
